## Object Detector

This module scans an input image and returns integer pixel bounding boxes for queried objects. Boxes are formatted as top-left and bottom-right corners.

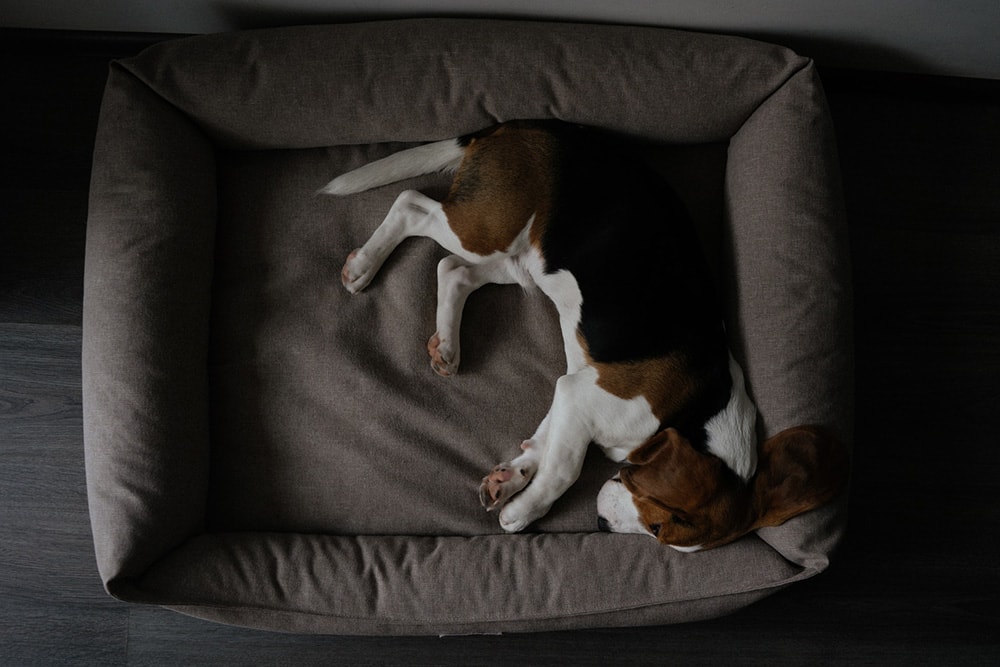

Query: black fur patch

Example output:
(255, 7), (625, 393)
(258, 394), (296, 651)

(538, 124), (732, 446)
(540, 127), (721, 359)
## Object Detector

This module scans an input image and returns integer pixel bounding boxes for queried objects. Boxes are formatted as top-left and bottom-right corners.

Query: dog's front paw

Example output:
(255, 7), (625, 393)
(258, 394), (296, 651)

(479, 458), (535, 512)
(427, 332), (459, 377)
(341, 249), (377, 293)
(498, 495), (550, 533)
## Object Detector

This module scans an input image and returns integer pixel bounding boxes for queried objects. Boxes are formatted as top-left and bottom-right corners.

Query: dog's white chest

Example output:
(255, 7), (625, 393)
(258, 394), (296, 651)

(584, 377), (663, 462)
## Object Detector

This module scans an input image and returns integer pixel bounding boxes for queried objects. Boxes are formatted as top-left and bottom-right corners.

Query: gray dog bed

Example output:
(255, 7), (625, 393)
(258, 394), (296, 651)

(83, 19), (852, 634)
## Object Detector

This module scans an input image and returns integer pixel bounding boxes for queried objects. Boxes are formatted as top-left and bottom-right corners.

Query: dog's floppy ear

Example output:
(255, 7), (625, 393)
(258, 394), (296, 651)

(627, 428), (680, 465)
(750, 425), (850, 530)
(622, 428), (730, 511)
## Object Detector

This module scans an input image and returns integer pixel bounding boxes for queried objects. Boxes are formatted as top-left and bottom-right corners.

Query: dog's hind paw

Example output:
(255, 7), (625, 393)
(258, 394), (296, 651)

(341, 248), (377, 293)
(427, 332), (460, 376)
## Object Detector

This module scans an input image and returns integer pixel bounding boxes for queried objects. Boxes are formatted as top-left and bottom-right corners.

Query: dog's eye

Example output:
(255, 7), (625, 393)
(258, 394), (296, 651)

(671, 514), (693, 528)
(648, 523), (661, 537)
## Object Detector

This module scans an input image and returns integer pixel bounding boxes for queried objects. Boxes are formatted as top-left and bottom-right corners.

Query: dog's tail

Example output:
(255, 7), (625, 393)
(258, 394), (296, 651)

(319, 138), (465, 196)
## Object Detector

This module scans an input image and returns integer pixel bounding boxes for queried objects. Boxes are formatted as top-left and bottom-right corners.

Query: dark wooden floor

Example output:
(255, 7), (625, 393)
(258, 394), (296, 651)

(2, 30), (999, 665)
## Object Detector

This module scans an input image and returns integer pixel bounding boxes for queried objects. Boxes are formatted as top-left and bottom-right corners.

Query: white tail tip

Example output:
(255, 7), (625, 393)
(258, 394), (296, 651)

(318, 138), (464, 196)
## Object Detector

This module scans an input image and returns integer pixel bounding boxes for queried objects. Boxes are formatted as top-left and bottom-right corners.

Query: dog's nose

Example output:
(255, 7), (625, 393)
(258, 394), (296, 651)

(597, 516), (611, 532)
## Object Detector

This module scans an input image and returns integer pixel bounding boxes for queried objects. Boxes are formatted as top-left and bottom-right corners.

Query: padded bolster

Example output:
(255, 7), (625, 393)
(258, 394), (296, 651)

(122, 19), (810, 148)
(139, 533), (806, 635)
(726, 61), (853, 441)
(84, 65), (216, 589)
(724, 63), (853, 562)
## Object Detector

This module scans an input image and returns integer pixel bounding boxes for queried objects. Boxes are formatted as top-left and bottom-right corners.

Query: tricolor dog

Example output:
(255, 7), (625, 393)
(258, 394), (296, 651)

(323, 120), (848, 551)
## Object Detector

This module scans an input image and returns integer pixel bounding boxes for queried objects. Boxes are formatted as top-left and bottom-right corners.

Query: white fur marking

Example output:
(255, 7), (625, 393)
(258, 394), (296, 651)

(596, 478), (649, 535)
(320, 139), (464, 196)
(531, 266), (587, 374)
(704, 354), (758, 480)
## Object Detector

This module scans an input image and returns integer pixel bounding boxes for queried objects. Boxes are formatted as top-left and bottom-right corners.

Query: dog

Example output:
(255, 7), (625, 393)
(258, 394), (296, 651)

(322, 120), (848, 550)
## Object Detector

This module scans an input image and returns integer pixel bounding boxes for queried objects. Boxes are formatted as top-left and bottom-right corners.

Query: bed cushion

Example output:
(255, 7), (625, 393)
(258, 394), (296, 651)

(83, 18), (852, 634)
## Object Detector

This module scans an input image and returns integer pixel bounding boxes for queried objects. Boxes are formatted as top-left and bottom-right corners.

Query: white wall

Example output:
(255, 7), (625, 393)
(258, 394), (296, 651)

(2, 0), (998, 79)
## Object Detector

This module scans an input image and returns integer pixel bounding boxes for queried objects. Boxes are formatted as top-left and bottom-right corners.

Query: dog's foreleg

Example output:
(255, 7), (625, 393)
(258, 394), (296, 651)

(495, 370), (596, 533)
(479, 411), (553, 511)
(430, 256), (521, 376)
(533, 269), (586, 374)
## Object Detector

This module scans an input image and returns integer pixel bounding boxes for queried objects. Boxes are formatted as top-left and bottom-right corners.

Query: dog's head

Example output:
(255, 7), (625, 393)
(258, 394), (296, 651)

(597, 425), (849, 551)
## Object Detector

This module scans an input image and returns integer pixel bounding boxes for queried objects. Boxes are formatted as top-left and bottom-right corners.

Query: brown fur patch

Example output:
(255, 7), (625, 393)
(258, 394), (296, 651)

(581, 333), (705, 425)
(442, 125), (555, 256)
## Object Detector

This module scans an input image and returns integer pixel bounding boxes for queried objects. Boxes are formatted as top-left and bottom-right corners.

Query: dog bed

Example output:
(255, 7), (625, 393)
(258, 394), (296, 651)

(83, 19), (852, 635)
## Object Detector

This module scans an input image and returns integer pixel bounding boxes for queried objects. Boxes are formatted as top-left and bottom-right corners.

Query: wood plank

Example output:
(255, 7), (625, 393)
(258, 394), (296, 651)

(0, 598), (126, 666)
(0, 191), (86, 326)
(0, 32), (123, 190)
(0, 324), (128, 664)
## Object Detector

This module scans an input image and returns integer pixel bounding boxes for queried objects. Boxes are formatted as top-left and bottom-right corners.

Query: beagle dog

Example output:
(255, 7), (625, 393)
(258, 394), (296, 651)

(322, 120), (848, 550)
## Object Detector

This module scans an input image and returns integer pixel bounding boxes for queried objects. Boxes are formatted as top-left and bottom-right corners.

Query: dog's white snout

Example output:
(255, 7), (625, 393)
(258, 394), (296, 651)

(596, 474), (650, 536)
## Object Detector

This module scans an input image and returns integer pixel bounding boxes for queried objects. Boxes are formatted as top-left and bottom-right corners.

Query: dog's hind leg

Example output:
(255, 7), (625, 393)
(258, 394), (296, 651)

(429, 255), (521, 376)
(342, 189), (486, 293)
(342, 190), (442, 293)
